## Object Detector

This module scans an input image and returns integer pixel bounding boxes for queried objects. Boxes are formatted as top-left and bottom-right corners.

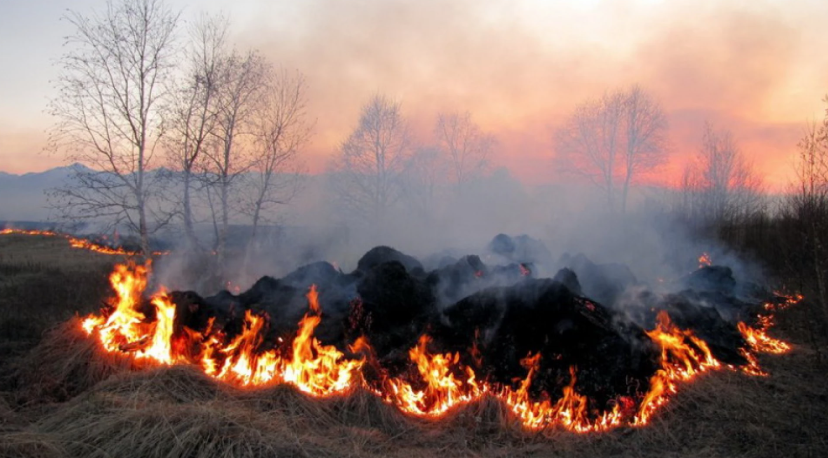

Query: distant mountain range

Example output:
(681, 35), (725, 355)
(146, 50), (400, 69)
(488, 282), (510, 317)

(0, 164), (328, 225)
(0, 164), (93, 221)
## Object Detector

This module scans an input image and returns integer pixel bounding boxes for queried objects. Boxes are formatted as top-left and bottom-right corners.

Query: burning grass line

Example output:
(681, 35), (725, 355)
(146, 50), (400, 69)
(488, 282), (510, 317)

(0, 228), (169, 257)
(74, 261), (799, 434)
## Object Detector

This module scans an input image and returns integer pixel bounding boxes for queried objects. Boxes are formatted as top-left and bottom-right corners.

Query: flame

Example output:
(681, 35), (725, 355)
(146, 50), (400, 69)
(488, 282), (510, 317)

(81, 262), (152, 353)
(372, 338), (621, 432)
(737, 294), (800, 362)
(225, 281), (242, 294)
(0, 228), (55, 236)
(379, 335), (485, 417)
(698, 252), (712, 268)
(738, 318), (790, 355)
(519, 263), (530, 276)
(281, 285), (363, 395)
(768, 291), (803, 311)
(634, 311), (721, 425)
(83, 269), (360, 396)
(1, 228), (168, 256)
(80, 262), (797, 432)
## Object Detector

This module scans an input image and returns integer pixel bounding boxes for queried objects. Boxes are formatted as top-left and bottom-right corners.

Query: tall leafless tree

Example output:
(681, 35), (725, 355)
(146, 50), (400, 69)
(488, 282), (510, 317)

(330, 95), (412, 234)
(787, 98), (828, 324)
(680, 122), (764, 226)
(165, 13), (228, 250)
(555, 86), (668, 213)
(620, 85), (669, 212)
(47, 0), (180, 257)
(402, 146), (447, 221)
(435, 111), (494, 194)
(202, 49), (268, 265)
(241, 68), (311, 247)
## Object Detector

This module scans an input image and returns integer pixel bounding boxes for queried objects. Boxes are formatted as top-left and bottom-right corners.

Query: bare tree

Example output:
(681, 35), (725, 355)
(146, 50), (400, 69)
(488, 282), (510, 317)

(241, 68), (311, 246)
(620, 85), (668, 212)
(330, 95), (412, 234)
(786, 98), (828, 324)
(402, 145), (447, 221)
(48, 0), (180, 257)
(164, 13), (228, 250)
(202, 49), (268, 264)
(555, 86), (667, 213)
(435, 111), (494, 194)
(680, 122), (764, 226)
(555, 91), (623, 211)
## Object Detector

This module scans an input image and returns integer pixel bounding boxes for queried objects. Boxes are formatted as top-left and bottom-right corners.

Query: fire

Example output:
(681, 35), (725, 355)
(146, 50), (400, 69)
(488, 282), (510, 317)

(519, 263), (530, 276)
(634, 311), (721, 425)
(144, 293), (177, 364)
(738, 318), (790, 355)
(369, 338), (621, 432)
(83, 267), (361, 396)
(0, 228), (55, 236)
(698, 252), (712, 268)
(499, 356), (623, 432)
(738, 294), (800, 359)
(1, 228), (168, 256)
(80, 262), (797, 432)
(81, 262), (151, 354)
(767, 291), (803, 311)
(225, 281), (242, 294)
(379, 335), (485, 417)
(281, 285), (363, 395)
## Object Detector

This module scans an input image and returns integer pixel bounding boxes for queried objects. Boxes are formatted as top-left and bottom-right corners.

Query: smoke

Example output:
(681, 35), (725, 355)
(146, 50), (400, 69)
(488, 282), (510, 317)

(217, 0), (828, 190)
(147, 166), (765, 321)
(123, 0), (821, 299)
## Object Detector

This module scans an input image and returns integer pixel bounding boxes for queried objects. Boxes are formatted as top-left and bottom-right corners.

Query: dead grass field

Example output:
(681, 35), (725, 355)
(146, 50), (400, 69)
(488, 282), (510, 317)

(1, 234), (826, 458)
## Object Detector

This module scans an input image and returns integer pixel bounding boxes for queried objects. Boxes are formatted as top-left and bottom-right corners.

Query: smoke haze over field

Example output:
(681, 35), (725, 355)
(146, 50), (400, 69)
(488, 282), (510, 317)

(0, 0), (822, 300)
(1, 0), (827, 190)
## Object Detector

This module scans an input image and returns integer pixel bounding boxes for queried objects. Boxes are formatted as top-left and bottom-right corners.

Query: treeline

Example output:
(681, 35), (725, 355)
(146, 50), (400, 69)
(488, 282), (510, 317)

(44, 0), (828, 329)
(682, 98), (828, 333)
(45, 0), (501, 263)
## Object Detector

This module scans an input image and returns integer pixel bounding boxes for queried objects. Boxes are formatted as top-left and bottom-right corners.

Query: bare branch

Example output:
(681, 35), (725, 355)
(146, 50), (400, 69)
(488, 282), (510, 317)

(554, 85), (668, 213)
(47, 0), (180, 257)
(329, 94), (412, 233)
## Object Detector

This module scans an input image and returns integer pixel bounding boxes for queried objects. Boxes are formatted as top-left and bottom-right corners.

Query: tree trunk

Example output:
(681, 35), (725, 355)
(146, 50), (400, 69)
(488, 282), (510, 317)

(242, 202), (262, 281)
(137, 139), (150, 260)
(183, 170), (197, 250)
(137, 194), (150, 260)
(250, 203), (261, 243)
(621, 171), (631, 214)
(217, 176), (229, 272)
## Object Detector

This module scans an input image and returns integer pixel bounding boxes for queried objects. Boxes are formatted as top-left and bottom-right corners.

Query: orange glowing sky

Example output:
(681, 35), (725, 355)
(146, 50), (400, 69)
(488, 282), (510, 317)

(1, 0), (826, 191)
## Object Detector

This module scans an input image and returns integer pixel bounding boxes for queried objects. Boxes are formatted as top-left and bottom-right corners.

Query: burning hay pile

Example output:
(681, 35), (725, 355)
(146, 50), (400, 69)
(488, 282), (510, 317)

(47, 236), (795, 435)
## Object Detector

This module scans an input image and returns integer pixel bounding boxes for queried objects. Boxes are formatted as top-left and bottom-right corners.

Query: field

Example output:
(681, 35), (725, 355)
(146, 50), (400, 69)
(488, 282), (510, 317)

(1, 233), (827, 458)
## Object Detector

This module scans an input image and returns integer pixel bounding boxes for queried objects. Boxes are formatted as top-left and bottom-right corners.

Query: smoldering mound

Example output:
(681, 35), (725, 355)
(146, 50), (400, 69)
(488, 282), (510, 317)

(137, 234), (773, 412)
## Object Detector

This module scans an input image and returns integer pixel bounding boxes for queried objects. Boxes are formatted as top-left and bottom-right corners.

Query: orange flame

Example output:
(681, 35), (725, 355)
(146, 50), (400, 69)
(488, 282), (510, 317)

(81, 262), (797, 432)
(1, 228), (168, 256)
(738, 318), (790, 355)
(380, 335), (485, 417)
(519, 264), (530, 276)
(634, 311), (721, 425)
(83, 268), (360, 396)
(281, 285), (363, 395)
(698, 252), (712, 268)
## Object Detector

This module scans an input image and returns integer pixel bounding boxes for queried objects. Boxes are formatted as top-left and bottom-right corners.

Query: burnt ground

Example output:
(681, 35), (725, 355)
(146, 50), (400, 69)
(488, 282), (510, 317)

(1, 234), (827, 458)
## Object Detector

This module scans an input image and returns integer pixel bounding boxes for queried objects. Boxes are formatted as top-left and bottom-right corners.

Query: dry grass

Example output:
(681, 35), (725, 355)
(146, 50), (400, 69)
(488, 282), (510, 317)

(9, 319), (134, 405)
(0, 234), (115, 371)
(1, 234), (827, 458)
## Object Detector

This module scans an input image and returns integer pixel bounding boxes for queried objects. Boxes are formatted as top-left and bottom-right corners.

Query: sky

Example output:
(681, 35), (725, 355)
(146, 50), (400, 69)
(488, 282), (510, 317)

(1, 0), (826, 191)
